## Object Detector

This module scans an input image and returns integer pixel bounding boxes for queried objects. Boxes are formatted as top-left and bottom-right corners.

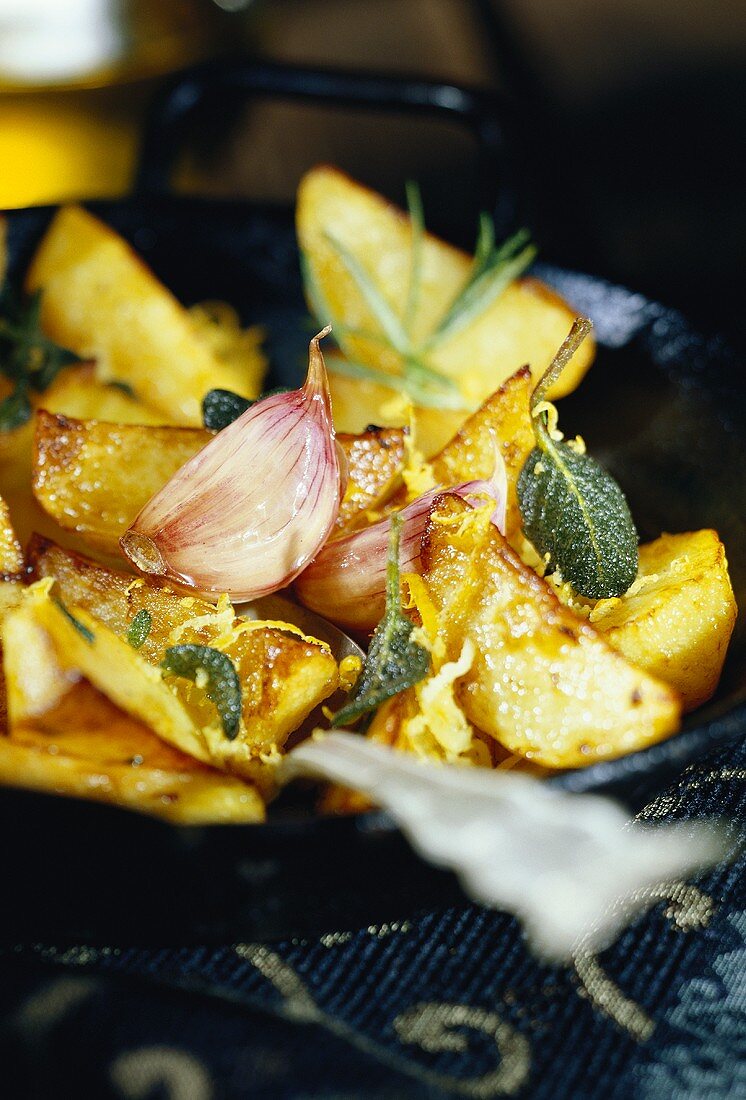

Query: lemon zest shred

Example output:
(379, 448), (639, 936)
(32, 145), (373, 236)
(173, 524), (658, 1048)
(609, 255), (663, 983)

(338, 653), (363, 691)
(533, 399), (563, 441)
(401, 638), (476, 761)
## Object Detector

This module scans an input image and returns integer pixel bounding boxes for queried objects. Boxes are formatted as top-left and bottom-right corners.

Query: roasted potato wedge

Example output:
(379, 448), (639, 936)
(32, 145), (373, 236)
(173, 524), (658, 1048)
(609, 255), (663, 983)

(420, 495), (681, 769)
(590, 530), (736, 712)
(1, 602), (264, 823)
(0, 494), (23, 577)
(297, 166), (595, 411)
(386, 366), (534, 538)
(336, 427), (406, 532)
(28, 537), (339, 763)
(33, 412), (210, 553)
(13, 584), (212, 763)
(26, 205), (266, 424)
(1, 365), (166, 549)
(32, 412), (407, 552)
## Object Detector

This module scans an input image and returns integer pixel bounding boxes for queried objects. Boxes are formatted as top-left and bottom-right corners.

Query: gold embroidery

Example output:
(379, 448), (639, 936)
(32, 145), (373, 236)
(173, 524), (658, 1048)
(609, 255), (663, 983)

(573, 880), (716, 1041)
(236, 944), (531, 1096)
(394, 1002), (531, 1096)
(574, 954), (655, 1042)
(234, 944), (319, 1023)
(108, 1047), (213, 1100)
(319, 931), (354, 948)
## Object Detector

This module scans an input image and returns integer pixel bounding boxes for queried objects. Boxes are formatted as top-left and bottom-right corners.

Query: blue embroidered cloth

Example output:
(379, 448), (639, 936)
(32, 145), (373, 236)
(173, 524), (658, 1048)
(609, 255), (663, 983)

(2, 739), (745, 1099)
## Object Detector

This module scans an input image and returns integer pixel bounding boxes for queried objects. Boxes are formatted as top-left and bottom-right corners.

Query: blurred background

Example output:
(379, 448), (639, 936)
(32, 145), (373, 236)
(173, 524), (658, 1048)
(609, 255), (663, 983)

(1, 0), (744, 341)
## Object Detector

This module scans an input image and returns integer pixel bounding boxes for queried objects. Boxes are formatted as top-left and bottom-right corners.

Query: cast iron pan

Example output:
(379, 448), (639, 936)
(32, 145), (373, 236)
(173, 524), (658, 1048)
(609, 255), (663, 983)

(0, 63), (743, 946)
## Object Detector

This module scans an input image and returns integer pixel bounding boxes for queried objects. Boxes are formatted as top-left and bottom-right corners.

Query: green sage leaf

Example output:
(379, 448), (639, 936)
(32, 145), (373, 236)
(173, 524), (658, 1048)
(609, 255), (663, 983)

(202, 388), (252, 431)
(202, 387), (291, 431)
(516, 317), (639, 600)
(162, 644), (242, 740)
(331, 514), (430, 726)
(517, 443), (638, 600)
(126, 609), (152, 649)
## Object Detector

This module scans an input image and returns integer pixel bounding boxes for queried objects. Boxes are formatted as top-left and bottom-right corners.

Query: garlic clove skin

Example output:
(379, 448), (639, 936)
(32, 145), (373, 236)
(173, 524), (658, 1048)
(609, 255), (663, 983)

(121, 328), (342, 601)
(295, 477), (504, 632)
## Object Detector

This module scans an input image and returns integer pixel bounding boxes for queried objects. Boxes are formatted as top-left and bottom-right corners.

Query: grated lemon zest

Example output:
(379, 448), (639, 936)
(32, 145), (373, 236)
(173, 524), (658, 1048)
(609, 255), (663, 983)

(401, 407), (436, 500)
(401, 639), (476, 761)
(533, 399), (563, 441)
(339, 653), (363, 691)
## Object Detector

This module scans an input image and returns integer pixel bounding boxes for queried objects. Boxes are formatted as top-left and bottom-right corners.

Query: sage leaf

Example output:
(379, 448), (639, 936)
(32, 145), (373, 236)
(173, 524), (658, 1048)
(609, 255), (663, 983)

(126, 608), (152, 649)
(331, 514), (430, 726)
(202, 387), (291, 431)
(162, 644), (242, 740)
(517, 443), (638, 600)
(517, 317), (639, 600)
(202, 388), (252, 430)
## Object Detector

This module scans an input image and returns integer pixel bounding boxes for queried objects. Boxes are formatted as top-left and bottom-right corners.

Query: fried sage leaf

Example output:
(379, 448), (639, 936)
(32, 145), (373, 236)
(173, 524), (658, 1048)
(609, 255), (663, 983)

(331, 514), (430, 726)
(162, 644), (242, 740)
(202, 387), (291, 431)
(126, 608), (152, 649)
(517, 317), (638, 600)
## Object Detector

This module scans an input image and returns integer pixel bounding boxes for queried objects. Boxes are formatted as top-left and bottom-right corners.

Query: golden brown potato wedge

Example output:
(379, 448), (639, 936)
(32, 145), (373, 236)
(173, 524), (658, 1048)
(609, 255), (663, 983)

(336, 427), (405, 532)
(0, 494), (23, 577)
(297, 166), (594, 412)
(12, 585), (212, 763)
(420, 495), (681, 769)
(386, 366), (534, 539)
(33, 411), (210, 553)
(32, 412), (407, 552)
(1, 604), (264, 824)
(1, 365), (166, 549)
(590, 530), (736, 712)
(26, 205), (266, 424)
(28, 536), (339, 762)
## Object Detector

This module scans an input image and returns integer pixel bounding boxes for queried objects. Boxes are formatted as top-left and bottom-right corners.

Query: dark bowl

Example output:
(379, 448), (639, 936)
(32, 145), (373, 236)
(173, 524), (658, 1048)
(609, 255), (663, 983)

(1, 195), (743, 946)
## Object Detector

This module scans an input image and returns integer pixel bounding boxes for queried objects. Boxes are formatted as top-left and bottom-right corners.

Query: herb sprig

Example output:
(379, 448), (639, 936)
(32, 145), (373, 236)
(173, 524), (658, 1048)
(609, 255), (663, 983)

(517, 318), (639, 600)
(331, 514), (430, 726)
(0, 283), (80, 432)
(302, 183), (536, 410)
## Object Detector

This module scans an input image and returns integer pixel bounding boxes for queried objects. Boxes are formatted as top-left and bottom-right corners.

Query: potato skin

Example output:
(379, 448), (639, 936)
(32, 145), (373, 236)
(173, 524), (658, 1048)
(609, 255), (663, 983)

(421, 495), (681, 769)
(591, 530), (736, 712)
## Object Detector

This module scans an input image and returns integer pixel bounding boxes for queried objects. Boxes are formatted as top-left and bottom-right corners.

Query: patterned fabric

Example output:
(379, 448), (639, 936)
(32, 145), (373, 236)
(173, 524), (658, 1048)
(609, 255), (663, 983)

(2, 739), (745, 1099)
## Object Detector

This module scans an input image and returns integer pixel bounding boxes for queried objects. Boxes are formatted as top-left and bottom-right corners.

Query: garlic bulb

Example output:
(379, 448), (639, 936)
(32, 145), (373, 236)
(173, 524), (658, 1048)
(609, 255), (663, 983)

(121, 329), (342, 601)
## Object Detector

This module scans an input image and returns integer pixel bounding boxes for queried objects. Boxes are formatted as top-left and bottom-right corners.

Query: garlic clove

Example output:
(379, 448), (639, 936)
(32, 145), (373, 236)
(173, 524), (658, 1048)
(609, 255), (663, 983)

(121, 328), (343, 601)
(295, 475), (504, 632)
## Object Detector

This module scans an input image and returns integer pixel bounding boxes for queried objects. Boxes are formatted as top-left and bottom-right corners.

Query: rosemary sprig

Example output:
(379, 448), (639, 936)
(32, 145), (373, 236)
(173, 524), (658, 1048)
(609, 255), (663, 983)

(422, 228), (536, 350)
(402, 180), (425, 335)
(0, 282), (80, 432)
(302, 185), (536, 410)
